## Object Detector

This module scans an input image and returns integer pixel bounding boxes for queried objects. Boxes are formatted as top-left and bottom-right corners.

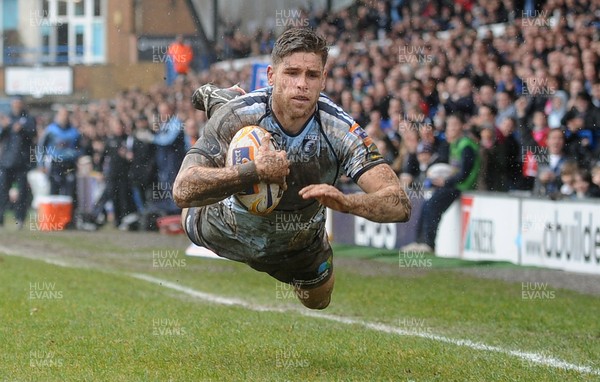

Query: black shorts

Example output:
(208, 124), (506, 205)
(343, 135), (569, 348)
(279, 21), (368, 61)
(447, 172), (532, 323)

(184, 207), (333, 289)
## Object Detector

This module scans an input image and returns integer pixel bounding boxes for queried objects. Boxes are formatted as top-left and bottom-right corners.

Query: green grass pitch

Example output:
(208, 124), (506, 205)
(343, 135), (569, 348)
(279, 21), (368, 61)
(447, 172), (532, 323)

(0, 228), (599, 381)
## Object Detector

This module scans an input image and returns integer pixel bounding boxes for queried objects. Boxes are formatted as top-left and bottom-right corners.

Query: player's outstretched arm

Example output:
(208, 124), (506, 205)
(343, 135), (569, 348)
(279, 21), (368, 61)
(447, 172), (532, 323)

(173, 134), (289, 208)
(299, 164), (411, 223)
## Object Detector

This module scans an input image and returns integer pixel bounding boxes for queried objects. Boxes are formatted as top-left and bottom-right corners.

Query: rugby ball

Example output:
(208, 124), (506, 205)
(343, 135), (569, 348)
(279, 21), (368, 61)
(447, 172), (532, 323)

(226, 126), (283, 215)
(426, 163), (456, 180)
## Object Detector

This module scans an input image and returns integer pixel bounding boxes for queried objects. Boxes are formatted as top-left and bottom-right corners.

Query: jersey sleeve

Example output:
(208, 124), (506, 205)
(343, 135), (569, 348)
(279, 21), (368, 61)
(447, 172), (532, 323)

(185, 103), (245, 168)
(340, 121), (387, 182)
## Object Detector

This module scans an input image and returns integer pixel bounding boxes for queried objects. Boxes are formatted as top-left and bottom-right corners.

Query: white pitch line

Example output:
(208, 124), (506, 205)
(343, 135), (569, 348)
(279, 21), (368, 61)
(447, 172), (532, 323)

(132, 273), (600, 377)
(4, 245), (598, 377)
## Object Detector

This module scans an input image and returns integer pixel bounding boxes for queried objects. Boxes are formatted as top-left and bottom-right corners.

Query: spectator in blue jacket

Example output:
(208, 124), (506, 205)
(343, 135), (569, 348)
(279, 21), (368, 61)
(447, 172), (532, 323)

(39, 107), (81, 199)
(137, 102), (185, 214)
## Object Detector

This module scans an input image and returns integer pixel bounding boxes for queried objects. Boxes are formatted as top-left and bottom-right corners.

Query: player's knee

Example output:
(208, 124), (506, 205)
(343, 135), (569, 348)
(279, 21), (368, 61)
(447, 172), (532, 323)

(296, 273), (334, 310)
(299, 295), (331, 310)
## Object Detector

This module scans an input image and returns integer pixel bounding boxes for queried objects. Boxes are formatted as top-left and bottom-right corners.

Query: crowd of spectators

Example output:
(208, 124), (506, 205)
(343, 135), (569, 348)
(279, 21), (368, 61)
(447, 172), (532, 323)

(0, 82), (208, 230)
(1, 0), (600, 230)
(219, 0), (600, 200)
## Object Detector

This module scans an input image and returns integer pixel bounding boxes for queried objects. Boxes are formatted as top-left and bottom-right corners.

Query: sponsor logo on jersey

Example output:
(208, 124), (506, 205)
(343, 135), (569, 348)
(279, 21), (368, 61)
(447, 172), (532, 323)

(350, 123), (373, 147)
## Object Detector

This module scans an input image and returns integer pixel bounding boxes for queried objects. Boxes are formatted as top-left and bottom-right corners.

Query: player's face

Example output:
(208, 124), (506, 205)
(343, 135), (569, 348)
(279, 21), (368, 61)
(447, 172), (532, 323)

(268, 52), (326, 123)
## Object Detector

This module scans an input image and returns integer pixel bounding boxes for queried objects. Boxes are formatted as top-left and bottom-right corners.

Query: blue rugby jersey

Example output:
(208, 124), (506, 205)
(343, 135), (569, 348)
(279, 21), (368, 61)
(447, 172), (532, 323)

(187, 87), (385, 262)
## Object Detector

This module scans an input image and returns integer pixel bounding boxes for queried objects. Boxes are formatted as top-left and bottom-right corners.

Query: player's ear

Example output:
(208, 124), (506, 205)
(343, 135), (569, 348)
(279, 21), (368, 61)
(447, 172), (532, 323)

(320, 70), (327, 91)
(267, 65), (275, 86)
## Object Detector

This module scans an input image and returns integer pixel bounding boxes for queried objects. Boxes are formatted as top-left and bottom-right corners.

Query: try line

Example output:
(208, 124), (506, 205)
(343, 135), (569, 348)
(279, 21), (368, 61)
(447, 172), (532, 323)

(2, 245), (597, 378)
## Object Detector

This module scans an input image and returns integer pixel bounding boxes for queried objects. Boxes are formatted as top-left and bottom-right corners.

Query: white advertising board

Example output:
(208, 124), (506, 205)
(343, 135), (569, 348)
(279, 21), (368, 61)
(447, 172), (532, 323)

(435, 200), (461, 258)
(5, 67), (73, 98)
(521, 200), (600, 274)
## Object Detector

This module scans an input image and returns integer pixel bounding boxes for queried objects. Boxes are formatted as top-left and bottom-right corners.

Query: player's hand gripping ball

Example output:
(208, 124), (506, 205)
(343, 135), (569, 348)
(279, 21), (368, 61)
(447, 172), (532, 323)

(227, 126), (284, 215)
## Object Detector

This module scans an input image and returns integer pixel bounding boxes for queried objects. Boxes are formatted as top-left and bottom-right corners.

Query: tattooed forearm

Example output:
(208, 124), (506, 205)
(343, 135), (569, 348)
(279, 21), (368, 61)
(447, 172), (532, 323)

(173, 161), (259, 208)
(350, 164), (412, 223)
(346, 186), (411, 223)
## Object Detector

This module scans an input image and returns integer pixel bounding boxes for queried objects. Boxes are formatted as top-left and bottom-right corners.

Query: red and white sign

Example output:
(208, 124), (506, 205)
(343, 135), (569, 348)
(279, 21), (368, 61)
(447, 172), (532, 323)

(460, 194), (520, 263)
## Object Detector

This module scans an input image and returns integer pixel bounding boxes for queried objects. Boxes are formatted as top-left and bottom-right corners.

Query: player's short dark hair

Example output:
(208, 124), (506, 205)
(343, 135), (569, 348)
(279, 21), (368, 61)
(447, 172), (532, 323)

(271, 28), (328, 68)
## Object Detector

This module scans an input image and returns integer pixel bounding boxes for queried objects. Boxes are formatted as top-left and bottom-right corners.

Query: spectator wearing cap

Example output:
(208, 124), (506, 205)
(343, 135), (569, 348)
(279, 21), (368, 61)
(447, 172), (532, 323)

(414, 141), (442, 187)
(0, 97), (37, 229)
(418, 122), (449, 163)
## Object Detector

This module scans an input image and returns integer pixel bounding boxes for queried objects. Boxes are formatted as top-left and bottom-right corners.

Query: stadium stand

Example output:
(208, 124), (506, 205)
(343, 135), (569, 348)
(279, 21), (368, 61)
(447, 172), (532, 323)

(4, 0), (599, 230)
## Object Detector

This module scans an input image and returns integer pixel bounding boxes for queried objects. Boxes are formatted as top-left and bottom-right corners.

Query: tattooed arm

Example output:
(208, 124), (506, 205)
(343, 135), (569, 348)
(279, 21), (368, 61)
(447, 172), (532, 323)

(173, 133), (289, 208)
(299, 164), (411, 223)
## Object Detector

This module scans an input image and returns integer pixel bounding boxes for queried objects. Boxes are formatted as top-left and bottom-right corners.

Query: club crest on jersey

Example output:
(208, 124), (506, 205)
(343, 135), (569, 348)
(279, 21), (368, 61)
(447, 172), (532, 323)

(301, 134), (319, 157)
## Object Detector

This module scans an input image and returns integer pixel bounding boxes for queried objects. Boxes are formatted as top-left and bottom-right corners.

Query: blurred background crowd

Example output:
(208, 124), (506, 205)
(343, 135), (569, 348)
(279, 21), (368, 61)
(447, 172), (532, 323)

(1, 0), (600, 231)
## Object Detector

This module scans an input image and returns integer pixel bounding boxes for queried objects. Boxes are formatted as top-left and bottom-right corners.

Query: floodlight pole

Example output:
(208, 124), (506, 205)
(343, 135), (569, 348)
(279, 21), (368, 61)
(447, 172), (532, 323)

(213, 0), (218, 44)
(183, 0), (216, 65)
